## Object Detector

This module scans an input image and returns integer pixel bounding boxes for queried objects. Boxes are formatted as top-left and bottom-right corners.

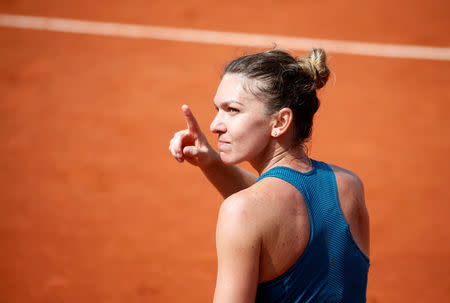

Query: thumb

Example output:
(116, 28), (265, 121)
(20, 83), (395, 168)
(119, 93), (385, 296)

(183, 146), (198, 157)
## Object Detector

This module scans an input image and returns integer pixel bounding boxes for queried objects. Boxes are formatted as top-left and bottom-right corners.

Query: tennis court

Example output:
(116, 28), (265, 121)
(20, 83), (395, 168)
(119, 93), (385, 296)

(1, 1), (449, 302)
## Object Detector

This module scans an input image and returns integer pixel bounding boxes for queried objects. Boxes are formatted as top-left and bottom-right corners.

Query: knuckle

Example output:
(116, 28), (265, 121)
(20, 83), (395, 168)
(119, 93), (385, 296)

(177, 129), (188, 136)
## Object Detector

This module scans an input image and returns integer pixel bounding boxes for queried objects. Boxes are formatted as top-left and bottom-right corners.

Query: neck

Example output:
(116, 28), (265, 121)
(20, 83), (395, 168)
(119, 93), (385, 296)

(250, 140), (312, 175)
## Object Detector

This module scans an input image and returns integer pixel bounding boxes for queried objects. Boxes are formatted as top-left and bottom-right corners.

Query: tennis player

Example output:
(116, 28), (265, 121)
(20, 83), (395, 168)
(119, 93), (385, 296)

(169, 49), (370, 302)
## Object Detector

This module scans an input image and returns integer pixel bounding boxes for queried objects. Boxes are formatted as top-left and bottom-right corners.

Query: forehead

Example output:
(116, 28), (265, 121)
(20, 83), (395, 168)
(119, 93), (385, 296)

(214, 73), (257, 105)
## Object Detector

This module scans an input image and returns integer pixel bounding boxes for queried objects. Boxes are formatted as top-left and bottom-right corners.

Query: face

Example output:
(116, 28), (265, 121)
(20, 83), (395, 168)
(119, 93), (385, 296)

(210, 73), (273, 165)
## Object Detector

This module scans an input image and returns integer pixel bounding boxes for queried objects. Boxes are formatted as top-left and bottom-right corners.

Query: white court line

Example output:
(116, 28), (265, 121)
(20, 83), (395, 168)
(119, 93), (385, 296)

(1, 14), (449, 61)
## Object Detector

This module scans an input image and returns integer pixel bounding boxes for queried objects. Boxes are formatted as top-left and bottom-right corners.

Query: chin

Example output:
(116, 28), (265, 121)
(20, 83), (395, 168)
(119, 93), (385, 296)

(219, 152), (243, 166)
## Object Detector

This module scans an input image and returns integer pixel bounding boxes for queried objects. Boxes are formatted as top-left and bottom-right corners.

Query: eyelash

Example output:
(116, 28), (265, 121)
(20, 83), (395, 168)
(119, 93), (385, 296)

(214, 105), (239, 113)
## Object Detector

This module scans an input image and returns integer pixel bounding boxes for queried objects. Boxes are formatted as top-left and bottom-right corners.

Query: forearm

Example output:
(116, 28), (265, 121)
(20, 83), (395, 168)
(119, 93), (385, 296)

(200, 158), (258, 198)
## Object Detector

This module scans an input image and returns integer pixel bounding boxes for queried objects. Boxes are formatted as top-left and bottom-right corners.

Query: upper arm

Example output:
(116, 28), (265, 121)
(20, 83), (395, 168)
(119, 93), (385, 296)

(213, 194), (261, 303)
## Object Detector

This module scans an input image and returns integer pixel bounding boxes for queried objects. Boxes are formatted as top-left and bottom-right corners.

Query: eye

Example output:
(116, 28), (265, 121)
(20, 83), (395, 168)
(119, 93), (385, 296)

(228, 107), (239, 113)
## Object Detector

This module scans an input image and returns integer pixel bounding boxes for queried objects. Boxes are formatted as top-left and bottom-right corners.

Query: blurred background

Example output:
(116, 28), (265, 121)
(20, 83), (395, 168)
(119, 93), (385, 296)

(1, 1), (449, 302)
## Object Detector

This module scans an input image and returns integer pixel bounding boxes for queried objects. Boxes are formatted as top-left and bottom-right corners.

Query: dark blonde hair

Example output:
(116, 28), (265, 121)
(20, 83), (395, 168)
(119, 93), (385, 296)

(224, 48), (330, 144)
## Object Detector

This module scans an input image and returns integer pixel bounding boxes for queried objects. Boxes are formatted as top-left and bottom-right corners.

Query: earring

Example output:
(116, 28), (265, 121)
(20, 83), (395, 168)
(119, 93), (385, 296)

(272, 130), (278, 137)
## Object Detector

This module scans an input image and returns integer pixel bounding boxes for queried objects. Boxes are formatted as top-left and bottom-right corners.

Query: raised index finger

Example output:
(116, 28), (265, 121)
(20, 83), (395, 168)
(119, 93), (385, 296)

(181, 104), (201, 134)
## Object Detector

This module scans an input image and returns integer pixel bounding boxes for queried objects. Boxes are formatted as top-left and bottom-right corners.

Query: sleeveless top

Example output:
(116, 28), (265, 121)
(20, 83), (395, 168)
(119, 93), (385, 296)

(254, 160), (370, 303)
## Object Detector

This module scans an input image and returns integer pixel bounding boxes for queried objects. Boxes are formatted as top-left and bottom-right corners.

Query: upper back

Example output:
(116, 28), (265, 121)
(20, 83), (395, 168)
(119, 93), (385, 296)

(250, 160), (370, 302)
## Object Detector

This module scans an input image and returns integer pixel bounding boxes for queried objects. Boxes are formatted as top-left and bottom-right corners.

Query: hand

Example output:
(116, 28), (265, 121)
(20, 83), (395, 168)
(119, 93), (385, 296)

(169, 105), (219, 167)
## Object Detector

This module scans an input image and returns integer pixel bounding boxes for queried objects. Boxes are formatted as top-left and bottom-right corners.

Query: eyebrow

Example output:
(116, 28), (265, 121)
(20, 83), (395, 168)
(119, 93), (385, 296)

(214, 100), (245, 107)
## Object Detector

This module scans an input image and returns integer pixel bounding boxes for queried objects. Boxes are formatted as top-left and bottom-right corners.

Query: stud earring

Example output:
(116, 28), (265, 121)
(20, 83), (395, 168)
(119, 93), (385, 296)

(272, 130), (278, 137)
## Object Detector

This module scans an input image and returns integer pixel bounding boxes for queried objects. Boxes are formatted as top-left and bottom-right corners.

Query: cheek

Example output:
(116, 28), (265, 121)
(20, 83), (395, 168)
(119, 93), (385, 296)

(235, 118), (271, 153)
(246, 129), (270, 153)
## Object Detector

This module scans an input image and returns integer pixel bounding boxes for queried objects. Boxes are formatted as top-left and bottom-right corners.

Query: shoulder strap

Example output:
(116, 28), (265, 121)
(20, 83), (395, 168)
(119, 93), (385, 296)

(256, 160), (341, 234)
(256, 161), (319, 202)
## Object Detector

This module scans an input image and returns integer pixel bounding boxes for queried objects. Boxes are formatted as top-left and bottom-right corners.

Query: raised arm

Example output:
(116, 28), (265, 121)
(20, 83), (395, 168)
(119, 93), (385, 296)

(169, 105), (257, 198)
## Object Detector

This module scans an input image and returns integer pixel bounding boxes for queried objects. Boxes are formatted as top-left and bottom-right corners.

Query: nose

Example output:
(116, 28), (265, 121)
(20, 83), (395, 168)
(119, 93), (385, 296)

(210, 111), (226, 134)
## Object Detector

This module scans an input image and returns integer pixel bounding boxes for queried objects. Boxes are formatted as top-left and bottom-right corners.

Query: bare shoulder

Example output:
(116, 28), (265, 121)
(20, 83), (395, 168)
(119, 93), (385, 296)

(220, 178), (285, 212)
(219, 186), (260, 219)
(217, 187), (263, 240)
(328, 163), (370, 258)
(327, 163), (366, 215)
(215, 188), (264, 271)
(328, 164), (364, 195)
(218, 183), (268, 227)
(217, 179), (292, 237)
(214, 186), (264, 302)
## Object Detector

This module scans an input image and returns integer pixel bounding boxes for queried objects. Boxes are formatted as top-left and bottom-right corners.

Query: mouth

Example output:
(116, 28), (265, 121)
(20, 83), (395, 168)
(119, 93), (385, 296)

(217, 139), (230, 150)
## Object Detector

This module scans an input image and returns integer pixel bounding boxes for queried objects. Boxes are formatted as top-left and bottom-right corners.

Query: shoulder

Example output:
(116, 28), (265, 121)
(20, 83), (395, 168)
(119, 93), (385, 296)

(215, 189), (263, 263)
(217, 189), (260, 238)
(217, 187), (264, 233)
(214, 189), (263, 302)
(217, 180), (287, 240)
(327, 163), (370, 257)
(327, 163), (364, 198)
(219, 177), (284, 215)
(327, 163), (366, 213)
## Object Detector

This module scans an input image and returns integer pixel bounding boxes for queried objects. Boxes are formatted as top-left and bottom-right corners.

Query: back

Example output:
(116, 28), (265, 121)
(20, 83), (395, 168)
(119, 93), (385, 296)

(255, 160), (370, 303)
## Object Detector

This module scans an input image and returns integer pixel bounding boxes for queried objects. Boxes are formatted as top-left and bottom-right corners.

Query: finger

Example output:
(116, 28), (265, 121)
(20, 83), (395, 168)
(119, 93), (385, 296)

(183, 146), (198, 157)
(172, 129), (196, 162)
(171, 130), (190, 157)
(169, 141), (179, 158)
(169, 142), (184, 162)
(181, 104), (201, 134)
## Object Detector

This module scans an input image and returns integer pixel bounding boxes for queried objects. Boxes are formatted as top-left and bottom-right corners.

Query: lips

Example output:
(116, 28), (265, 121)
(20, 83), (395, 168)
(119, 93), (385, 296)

(218, 139), (230, 150)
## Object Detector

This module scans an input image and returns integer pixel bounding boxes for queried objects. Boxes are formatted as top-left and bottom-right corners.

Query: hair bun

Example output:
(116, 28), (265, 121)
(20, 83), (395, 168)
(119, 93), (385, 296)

(297, 48), (330, 90)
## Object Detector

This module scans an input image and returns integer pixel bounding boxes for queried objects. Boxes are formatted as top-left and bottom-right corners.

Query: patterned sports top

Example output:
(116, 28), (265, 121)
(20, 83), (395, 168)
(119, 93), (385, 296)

(255, 160), (369, 303)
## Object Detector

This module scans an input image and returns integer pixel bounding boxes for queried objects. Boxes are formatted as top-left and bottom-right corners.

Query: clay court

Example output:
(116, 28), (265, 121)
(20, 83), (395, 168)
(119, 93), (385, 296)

(1, 1), (449, 302)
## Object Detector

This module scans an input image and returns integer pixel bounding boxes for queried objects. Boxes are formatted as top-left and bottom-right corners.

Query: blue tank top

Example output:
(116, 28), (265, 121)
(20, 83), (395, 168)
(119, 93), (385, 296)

(255, 160), (369, 303)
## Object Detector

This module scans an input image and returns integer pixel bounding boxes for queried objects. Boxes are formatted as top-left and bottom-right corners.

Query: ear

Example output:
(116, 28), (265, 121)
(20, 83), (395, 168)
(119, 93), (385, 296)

(271, 107), (293, 137)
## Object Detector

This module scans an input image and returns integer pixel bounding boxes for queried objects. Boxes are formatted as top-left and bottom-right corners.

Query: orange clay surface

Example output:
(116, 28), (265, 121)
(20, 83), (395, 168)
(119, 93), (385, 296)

(1, 1), (449, 302)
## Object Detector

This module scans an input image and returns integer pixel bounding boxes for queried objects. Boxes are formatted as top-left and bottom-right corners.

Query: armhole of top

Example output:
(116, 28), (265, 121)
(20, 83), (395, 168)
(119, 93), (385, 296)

(326, 163), (370, 264)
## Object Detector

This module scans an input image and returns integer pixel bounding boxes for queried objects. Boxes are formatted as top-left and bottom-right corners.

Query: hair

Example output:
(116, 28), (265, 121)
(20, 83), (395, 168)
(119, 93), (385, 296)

(223, 48), (330, 145)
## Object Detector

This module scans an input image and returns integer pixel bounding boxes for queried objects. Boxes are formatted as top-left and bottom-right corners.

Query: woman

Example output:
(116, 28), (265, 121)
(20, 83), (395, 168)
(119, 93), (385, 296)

(169, 49), (370, 302)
